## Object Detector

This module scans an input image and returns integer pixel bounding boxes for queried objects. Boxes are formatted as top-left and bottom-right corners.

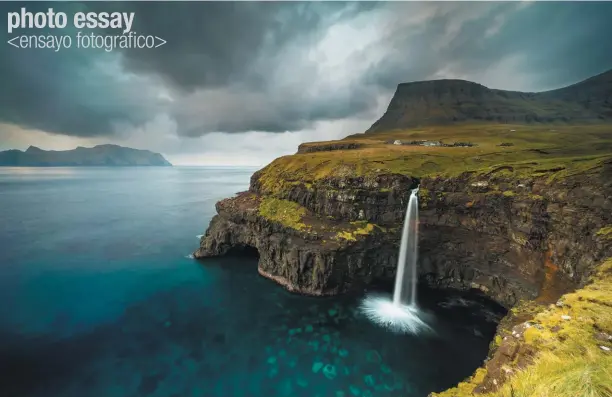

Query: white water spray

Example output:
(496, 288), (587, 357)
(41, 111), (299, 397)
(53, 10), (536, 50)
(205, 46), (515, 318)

(361, 186), (430, 334)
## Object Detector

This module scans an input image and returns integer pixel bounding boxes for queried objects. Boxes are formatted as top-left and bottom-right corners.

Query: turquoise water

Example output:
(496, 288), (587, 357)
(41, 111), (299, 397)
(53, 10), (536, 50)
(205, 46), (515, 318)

(0, 167), (504, 397)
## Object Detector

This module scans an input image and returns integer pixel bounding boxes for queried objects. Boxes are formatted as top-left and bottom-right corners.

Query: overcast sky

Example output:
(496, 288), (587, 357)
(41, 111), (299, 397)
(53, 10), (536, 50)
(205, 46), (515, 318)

(1, 1), (611, 165)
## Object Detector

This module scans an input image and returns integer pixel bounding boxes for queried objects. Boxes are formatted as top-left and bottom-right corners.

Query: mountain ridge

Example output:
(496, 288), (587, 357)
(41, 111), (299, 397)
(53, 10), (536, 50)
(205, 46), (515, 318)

(0, 144), (172, 167)
(366, 68), (612, 133)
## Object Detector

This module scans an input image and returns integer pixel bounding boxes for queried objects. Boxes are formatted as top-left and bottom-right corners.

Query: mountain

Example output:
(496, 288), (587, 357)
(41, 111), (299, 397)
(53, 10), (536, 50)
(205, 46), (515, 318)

(366, 68), (612, 133)
(0, 144), (172, 166)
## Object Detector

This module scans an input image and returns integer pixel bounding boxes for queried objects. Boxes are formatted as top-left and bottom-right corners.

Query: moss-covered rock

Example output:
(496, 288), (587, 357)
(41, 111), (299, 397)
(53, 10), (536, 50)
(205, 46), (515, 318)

(433, 258), (612, 397)
(596, 226), (612, 240)
(259, 197), (308, 231)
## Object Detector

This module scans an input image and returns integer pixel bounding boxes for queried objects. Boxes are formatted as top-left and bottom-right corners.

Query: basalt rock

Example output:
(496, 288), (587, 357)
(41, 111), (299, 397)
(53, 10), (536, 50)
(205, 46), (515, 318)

(195, 159), (612, 308)
(250, 172), (418, 224)
(297, 142), (364, 154)
(194, 192), (398, 295)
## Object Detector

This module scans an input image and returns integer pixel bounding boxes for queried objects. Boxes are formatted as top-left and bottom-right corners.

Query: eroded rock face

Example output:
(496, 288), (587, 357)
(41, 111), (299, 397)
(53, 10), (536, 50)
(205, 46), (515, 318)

(250, 172), (417, 223)
(195, 160), (612, 308)
(417, 168), (612, 306)
(195, 193), (399, 296)
(297, 142), (364, 154)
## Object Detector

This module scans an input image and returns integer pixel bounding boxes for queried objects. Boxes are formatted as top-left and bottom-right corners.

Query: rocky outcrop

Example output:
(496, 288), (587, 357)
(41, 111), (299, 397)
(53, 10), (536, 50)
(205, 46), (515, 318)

(297, 142), (364, 154)
(366, 69), (612, 133)
(195, 158), (612, 308)
(195, 192), (400, 296)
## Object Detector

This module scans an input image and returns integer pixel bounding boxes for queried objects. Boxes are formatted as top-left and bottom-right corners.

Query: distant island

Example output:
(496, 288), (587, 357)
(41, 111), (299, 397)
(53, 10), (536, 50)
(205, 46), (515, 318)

(0, 144), (172, 167)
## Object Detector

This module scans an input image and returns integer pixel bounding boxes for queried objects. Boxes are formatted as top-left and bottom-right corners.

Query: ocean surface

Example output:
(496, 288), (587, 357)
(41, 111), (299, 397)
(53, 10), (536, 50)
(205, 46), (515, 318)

(0, 167), (505, 397)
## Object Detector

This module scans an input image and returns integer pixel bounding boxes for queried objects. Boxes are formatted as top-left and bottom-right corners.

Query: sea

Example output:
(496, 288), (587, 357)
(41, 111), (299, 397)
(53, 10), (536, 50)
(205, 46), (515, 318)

(0, 167), (505, 397)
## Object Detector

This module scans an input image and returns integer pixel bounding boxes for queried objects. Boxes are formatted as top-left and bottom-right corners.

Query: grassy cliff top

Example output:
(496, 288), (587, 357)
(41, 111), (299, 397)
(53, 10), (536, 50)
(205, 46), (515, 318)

(256, 124), (612, 194)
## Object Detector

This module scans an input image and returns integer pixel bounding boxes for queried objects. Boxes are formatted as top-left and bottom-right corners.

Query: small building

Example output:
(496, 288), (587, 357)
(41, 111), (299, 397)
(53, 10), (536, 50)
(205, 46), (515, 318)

(393, 140), (403, 145)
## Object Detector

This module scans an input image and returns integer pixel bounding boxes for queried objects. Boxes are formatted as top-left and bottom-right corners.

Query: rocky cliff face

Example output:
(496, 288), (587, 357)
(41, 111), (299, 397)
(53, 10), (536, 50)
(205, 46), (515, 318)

(195, 187), (402, 297)
(195, 158), (612, 307)
(366, 69), (612, 133)
(418, 167), (612, 306)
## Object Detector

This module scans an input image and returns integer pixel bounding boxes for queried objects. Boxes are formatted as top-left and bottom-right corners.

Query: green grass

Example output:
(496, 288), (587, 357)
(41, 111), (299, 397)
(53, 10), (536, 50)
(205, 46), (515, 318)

(528, 194), (545, 201)
(596, 227), (612, 240)
(254, 124), (612, 196)
(436, 368), (488, 397)
(434, 258), (612, 397)
(494, 349), (612, 397)
(335, 222), (376, 241)
(258, 197), (307, 231)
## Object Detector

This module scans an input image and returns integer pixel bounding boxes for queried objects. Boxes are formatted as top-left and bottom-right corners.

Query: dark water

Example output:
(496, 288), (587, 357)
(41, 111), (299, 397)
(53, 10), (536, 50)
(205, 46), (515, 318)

(0, 167), (505, 397)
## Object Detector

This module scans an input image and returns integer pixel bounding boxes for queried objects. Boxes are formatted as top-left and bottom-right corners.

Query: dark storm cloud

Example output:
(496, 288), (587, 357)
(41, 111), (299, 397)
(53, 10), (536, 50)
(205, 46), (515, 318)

(105, 1), (383, 134)
(102, 1), (377, 91)
(362, 3), (521, 88)
(0, 2), (166, 137)
(170, 85), (377, 136)
(101, 1), (383, 134)
(0, 1), (378, 137)
(364, 2), (612, 91)
(505, 2), (612, 89)
(1, 1), (612, 139)
(0, 46), (163, 137)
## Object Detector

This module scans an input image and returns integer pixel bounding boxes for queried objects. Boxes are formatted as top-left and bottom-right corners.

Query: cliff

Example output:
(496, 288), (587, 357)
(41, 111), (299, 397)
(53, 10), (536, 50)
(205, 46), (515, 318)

(0, 144), (172, 166)
(366, 69), (612, 133)
(195, 71), (612, 396)
(196, 142), (612, 305)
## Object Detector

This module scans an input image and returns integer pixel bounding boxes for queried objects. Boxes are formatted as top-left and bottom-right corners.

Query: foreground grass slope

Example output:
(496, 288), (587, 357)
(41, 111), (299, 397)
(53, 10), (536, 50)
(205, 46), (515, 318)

(435, 258), (612, 397)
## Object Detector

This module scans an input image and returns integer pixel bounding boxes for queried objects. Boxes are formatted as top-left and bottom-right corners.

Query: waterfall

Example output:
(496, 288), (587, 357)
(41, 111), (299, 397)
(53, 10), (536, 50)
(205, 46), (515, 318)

(360, 185), (430, 334)
(392, 187), (419, 307)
